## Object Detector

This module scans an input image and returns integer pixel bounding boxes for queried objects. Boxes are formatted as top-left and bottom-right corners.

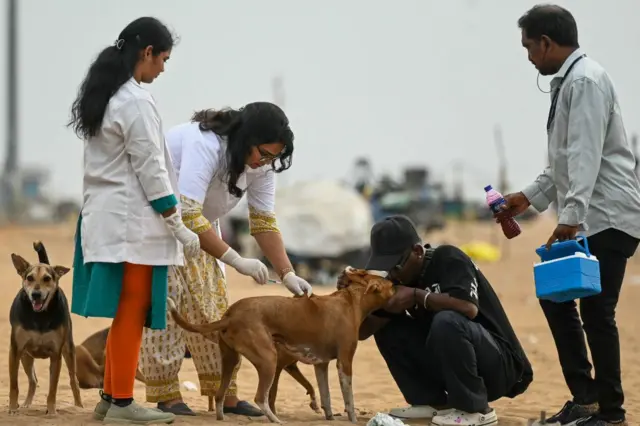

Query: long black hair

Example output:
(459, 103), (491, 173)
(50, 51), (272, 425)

(68, 17), (174, 140)
(191, 102), (294, 198)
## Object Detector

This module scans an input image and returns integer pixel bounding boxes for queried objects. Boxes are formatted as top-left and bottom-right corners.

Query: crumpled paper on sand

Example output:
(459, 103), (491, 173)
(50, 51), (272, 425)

(366, 412), (408, 426)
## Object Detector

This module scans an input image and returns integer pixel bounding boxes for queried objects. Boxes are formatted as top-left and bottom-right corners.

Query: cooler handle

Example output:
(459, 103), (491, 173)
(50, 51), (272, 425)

(577, 234), (591, 257)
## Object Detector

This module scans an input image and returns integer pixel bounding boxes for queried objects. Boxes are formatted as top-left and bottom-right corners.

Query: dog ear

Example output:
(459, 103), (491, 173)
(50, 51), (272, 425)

(53, 265), (71, 278)
(343, 266), (359, 278)
(364, 278), (385, 294)
(346, 267), (370, 276)
(11, 254), (30, 277)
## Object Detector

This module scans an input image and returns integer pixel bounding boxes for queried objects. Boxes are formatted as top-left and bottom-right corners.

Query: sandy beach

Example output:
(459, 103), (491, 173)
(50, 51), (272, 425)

(0, 215), (638, 425)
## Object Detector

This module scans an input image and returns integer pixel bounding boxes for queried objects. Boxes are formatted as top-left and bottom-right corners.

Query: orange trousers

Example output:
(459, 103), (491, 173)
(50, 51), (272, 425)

(103, 263), (152, 399)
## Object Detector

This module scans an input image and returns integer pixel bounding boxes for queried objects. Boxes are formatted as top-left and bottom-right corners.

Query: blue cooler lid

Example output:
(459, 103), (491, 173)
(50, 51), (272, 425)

(535, 238), (590, 262)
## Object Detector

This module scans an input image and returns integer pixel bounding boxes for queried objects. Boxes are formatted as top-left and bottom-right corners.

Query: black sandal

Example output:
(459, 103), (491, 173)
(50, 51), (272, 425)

(223, 400), (264, 417)
(157, 401), (197, 416)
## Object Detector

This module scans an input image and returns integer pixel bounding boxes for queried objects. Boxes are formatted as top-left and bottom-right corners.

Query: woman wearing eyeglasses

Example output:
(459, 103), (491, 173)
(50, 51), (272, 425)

(139, 102), (313, 417)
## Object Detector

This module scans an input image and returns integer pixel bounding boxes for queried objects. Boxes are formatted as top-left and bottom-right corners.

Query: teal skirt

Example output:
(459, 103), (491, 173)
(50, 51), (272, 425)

(70, 214), (169, 330)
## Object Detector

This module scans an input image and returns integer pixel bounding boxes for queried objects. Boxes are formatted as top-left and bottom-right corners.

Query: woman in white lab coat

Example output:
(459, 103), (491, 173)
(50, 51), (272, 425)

(139, 102), (313, 416)
(67, 17), (200, 424)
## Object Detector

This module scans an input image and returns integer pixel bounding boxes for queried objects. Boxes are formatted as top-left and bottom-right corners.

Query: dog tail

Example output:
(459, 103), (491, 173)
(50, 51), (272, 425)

(33, 240), (50, 265)
(167, 297), (230, 334)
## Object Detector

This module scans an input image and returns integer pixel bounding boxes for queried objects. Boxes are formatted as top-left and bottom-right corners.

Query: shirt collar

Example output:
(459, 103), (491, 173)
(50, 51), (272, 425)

(555, 48), (584, 79)
(129, 77), (143, 88)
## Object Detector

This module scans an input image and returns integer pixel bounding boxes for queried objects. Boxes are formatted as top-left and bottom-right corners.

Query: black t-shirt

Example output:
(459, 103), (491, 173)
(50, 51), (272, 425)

(412, 245), (533, 397)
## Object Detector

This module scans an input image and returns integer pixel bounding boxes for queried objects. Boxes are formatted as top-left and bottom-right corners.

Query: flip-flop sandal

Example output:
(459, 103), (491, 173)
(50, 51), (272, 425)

(157, 401), (197, 416)
(223, 400), (264, 417)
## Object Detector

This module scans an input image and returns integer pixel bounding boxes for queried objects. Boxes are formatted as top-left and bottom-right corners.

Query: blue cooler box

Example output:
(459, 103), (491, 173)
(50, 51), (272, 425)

(533, 238), (601, 303)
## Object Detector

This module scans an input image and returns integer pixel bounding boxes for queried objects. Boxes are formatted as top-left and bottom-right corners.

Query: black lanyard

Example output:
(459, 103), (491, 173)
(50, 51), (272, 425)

(546, 54), (586, 132)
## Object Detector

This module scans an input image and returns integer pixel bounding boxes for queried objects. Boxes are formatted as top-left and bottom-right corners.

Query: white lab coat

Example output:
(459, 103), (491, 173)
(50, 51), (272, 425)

(165, 122), (276, 223)
(80, 78), (184, 267)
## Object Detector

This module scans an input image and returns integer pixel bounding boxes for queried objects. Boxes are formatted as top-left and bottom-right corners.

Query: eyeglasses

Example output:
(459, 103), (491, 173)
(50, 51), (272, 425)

(257, 146), (282, 163)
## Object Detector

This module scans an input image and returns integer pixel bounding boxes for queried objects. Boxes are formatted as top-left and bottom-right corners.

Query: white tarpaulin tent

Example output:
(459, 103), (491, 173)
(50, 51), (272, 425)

(225, 179), (374, 258)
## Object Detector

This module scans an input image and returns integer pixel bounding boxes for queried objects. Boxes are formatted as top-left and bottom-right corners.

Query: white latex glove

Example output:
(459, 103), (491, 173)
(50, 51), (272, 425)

(282, 271), (313, 296)
(164, 211), (201, 259)
(220, 247), (269, 284)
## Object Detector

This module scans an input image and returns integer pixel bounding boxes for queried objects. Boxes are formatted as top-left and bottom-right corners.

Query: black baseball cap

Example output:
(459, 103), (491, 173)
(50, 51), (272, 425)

(365, 215), (422, 272)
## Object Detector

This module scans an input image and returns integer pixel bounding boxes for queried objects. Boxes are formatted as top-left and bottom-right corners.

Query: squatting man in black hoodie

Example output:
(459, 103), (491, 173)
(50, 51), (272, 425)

(338, 215), (533, 426)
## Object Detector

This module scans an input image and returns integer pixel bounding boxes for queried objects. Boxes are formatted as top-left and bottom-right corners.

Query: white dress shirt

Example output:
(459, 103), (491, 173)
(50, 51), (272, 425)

(165, 121), (276, 223)
(522, 48), (640, 239)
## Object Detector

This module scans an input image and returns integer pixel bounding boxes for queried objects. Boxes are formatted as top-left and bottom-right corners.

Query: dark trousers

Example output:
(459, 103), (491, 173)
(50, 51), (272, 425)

(374, 310), (517, 414)
(539, 228), (639, 421)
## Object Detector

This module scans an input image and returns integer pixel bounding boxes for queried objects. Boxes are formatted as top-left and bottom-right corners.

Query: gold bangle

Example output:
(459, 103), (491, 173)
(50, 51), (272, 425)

(279, 267), (294, 280)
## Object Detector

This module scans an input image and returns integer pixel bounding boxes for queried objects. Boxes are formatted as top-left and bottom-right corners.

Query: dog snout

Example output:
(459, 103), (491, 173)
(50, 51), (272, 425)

(31, 291), (43, 301)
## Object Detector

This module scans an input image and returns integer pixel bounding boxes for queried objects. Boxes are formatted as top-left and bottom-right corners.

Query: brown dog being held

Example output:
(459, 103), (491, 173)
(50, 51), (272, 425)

(8, 241), (83, 415)
(168, 267), (396, 424)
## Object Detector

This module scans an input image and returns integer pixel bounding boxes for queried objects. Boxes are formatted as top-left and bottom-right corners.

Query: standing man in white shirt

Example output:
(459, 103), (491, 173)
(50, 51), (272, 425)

(501, 5), (640, 426)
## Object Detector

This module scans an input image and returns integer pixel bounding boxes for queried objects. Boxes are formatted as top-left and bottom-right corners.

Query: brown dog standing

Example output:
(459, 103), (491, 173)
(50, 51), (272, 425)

(8, 241), (83, 415)
(73, 327), (312, 413)
(168, 267), (396, 423)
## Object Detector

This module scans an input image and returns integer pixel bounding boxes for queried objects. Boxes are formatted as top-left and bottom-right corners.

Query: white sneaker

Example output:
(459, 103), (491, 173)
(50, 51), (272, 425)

(432, 408), (498, 426)
(388, 405), (454, 419)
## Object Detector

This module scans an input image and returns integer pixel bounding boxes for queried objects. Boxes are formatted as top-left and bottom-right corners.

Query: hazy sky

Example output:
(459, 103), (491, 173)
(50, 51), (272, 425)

(1, 0), (639, 203)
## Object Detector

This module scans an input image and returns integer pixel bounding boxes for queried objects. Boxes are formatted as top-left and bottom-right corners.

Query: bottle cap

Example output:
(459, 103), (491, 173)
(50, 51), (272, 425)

(484, 185), (493, 192)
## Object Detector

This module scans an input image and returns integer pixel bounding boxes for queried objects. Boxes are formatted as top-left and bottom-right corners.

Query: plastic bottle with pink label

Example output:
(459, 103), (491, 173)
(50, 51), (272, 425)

(484, 185), (522, 239)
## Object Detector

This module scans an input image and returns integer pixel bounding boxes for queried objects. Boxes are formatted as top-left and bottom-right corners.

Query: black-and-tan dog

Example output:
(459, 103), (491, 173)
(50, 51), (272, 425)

(9, 241), (83, 415)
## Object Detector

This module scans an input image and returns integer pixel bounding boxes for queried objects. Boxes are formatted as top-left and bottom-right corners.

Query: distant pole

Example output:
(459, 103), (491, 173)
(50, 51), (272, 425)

(452, 160), (464, 202)
(493, 124), (509, 259)
(1, 0), (18, 220)
(451, 160), (465, 239)
(493, 124), (508, 195)
(491, 124), (509, 258)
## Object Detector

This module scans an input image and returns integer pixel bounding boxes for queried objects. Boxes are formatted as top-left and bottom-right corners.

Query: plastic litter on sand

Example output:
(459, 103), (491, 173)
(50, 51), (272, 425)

(182, 381), (198, 391)
(366, 412), (409, 426)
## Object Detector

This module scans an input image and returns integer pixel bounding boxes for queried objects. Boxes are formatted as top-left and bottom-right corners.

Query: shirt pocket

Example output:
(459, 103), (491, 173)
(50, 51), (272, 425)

(81, 211), (127, 259)
(128, 205), (173, 246)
